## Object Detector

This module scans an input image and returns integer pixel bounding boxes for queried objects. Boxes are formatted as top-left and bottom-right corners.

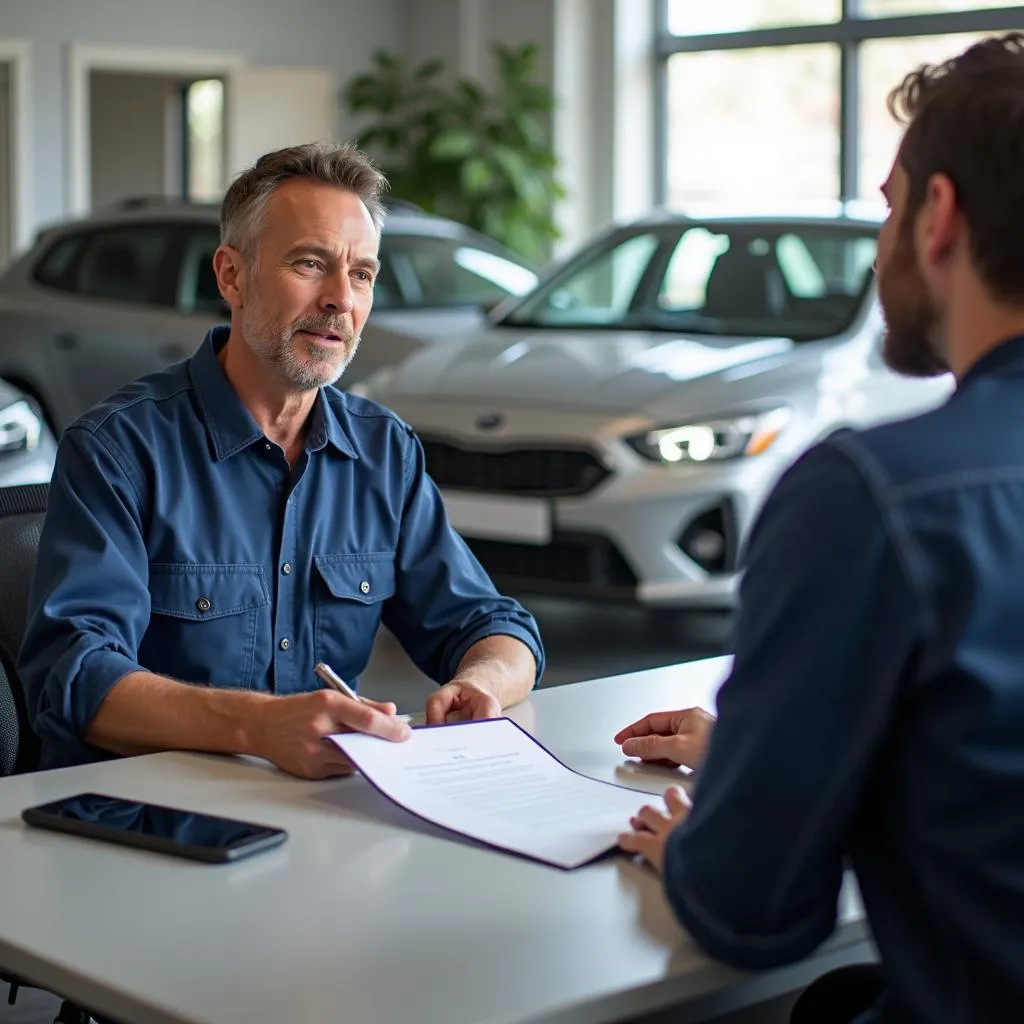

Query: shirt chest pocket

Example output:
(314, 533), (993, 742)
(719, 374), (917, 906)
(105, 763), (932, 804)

(142, 564), (270, 689)
(313, 553), (396, 681)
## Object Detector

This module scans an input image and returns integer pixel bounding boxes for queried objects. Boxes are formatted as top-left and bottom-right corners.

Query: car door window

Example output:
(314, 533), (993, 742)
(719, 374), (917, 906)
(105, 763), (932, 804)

(380, 235), (536, 308)
(72, 226), (175, 306)
(177, 226), (224, 314)
(33, 233), (88, 290)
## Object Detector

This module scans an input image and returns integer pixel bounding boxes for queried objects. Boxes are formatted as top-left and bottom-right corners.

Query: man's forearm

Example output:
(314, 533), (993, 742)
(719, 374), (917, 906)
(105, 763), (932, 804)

(84, 671), (272, 757)
(453, 635), (536, 707)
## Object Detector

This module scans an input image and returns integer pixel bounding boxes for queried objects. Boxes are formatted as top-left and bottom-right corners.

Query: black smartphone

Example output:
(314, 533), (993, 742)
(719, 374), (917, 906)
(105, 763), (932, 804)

(22, 792), (288, 863)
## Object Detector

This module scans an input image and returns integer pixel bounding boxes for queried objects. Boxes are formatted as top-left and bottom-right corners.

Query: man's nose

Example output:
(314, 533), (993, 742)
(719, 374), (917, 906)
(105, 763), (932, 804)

(319, 270), (354, 313)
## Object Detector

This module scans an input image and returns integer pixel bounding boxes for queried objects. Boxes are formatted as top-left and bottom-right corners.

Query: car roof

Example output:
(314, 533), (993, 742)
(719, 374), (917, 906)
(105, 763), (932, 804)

(630, 200), (886, 230)
(31, 196), (507, 245)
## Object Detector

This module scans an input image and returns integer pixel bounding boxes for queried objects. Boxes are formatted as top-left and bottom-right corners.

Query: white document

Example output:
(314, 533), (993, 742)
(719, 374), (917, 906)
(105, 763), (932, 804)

(328, 718), (648, 869)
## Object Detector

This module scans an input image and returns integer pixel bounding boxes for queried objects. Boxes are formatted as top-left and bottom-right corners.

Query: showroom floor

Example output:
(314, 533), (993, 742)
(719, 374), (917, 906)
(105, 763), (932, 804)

(2, 600), (773, 1024)
(359, 596), (732, 710)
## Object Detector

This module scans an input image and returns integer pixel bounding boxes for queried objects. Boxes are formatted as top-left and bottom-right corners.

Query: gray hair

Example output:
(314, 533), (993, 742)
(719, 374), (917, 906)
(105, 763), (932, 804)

(220, 141), (388, 256)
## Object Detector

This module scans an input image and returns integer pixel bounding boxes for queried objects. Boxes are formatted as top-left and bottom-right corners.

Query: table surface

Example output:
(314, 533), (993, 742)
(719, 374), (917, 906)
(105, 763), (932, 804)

(0, 657), (870, 1024)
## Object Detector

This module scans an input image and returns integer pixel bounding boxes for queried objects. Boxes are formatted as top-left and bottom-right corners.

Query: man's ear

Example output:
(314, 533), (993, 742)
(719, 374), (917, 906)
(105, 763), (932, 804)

(917, 172), (961, 270)
(213, 244), (246, 311)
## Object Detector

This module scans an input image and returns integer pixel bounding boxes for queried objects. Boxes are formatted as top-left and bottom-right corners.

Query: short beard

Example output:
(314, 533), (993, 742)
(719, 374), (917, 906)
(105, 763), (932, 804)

(877, 213), (948, 378)
(241, 295), (359, 391)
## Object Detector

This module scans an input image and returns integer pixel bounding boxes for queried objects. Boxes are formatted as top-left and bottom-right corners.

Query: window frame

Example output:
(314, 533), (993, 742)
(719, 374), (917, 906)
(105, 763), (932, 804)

(655, 0), (1024, 205)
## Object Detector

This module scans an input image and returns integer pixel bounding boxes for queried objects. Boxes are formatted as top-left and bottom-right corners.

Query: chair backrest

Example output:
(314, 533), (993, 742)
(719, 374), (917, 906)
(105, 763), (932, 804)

(0, 483), (49, 775)
(702, 243), (788, 321)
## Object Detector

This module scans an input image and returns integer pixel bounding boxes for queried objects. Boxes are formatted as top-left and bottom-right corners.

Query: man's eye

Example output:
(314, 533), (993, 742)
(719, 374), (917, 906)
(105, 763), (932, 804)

(297, 259), (321, 271)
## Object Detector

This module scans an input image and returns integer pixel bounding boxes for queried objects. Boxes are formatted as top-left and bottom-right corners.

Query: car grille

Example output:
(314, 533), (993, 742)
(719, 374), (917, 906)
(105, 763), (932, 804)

(465, 533), (637, 599)
(420, 437), (610, 498)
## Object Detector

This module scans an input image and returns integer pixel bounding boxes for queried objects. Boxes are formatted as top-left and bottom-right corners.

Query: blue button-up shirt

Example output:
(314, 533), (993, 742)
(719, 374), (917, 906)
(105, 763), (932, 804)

(663, 335), (1024, 1024)
(19, 328), (544, 770)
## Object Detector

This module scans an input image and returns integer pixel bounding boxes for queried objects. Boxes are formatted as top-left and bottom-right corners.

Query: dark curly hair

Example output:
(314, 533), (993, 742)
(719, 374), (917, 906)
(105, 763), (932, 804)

(887, 33), (1024, 302)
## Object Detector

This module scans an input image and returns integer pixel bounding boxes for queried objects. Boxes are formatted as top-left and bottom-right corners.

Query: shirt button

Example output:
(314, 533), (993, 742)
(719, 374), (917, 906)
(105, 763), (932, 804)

(264, 442), (273, 452)
(359, 580), (370, 595)
(196, 597), (212, 613)
(281, 562), (292, 575)
(279, 638), (290, 651)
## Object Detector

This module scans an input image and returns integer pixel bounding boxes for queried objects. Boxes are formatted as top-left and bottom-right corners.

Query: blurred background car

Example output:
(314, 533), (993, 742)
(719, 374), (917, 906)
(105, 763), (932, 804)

(0, 379), (56, 487)
(360, 209), (953, 610)
(0, 197), (537, 432)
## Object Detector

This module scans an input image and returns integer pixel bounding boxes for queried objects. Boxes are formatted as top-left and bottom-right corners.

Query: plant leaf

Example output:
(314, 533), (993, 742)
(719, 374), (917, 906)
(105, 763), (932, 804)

(429, 130), (477, 160)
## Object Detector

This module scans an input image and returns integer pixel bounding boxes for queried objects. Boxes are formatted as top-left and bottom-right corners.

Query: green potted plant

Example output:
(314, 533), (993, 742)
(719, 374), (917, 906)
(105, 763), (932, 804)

(344, 44), (566, 263)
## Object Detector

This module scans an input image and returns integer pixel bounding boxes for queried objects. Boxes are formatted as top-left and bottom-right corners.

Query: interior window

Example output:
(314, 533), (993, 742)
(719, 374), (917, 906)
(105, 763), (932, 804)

(517, 232), (660, 326)
(73, 226), (174, 306)
(177, 227), (224, 314)
(380, 235), (536, 308)
(658, 228), (730, 310)
(33, 234), (87, 290)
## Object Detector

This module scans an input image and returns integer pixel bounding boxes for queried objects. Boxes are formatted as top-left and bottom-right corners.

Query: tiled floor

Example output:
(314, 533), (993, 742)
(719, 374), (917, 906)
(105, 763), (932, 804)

(2, 598), (737, 1024)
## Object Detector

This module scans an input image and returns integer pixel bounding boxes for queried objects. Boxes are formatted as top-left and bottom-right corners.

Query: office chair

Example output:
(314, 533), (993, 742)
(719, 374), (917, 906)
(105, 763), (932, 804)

(0, 482), (47, 776)
(0, 485), (111, 1022)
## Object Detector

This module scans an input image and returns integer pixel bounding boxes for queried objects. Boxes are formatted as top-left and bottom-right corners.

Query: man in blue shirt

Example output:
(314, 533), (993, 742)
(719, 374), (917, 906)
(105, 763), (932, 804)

(617, 34), (1024, 1024)
(18, 142), (543, 777)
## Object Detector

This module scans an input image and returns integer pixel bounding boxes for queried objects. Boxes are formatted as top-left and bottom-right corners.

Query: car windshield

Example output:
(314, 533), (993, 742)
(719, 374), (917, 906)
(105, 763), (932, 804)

(375, 234), (537, 310)
(501, 222), (878, 341)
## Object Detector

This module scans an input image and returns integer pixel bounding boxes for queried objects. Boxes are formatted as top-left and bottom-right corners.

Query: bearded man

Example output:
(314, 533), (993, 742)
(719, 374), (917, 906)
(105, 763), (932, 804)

(616, 34), (1024, 1024)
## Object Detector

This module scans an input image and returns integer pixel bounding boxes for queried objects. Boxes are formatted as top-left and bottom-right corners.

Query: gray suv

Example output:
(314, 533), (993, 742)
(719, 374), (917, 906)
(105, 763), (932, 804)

(0, 199), (537, 432)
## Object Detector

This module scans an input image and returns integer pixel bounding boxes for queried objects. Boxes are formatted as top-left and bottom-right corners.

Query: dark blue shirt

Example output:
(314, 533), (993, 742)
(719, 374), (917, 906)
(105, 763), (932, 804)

(18, 328), (544, 770)
(663, 335), (1024, 1024)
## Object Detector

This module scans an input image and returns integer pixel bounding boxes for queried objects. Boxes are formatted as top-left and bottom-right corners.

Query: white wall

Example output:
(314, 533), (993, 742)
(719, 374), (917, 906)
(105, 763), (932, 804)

(89, 72), (178, 209)
(0, 0), (403, 245)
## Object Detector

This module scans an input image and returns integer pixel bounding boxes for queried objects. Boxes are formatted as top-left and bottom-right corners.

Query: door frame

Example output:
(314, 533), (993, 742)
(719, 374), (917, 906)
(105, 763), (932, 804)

(0, 39), (32, 255)
(67, 43), (246, 216)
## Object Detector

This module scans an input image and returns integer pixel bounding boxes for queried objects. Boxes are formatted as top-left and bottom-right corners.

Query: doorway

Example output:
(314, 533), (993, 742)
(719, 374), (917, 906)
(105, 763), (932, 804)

(0, 40), (30, 267)
(88, 70), (226, 210)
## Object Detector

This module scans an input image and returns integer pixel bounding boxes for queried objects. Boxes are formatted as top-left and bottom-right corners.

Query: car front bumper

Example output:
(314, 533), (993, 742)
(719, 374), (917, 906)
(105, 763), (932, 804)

(391, 400), (793, 609)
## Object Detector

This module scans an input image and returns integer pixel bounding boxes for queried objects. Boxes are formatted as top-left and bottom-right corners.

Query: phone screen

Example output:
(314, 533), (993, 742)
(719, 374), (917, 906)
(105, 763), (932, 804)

(23, 792), (287, 861)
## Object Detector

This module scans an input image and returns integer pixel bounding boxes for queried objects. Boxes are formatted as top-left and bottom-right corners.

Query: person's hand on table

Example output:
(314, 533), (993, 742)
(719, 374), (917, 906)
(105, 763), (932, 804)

(614, 707), (716, 771)
(250, 690), (411, 780)
(618, 786), (691, 874)
(426, 677), (502, 724)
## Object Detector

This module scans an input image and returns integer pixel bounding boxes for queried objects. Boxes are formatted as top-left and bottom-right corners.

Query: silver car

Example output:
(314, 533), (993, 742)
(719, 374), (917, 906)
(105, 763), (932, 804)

(361, 211), (952, 609)
(0, 198), (537, 432)
(0, 379), (56, 487)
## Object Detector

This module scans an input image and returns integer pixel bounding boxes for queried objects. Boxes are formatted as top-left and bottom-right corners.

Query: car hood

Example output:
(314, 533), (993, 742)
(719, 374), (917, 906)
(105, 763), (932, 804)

(0, 378), (23, 407)
(376, 327), (815, 412)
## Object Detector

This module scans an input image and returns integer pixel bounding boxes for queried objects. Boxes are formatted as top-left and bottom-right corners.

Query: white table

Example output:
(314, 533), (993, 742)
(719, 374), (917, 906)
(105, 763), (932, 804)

(0, 658), (872, 1024)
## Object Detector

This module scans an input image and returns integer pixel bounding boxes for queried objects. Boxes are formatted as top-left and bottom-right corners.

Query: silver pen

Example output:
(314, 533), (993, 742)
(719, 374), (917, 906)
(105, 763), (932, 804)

(314, 661), (414, 724)
(314, 661), (362, 701)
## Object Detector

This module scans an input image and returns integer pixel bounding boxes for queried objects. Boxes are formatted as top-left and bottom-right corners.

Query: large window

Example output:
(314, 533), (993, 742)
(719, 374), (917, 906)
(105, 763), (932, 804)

(666, 45), (839, 207)
(659, 2), (1024, 207)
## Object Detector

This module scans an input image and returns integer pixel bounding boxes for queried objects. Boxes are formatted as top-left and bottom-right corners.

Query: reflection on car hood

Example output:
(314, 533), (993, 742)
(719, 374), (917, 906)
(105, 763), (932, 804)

(377, 328), (808, 411)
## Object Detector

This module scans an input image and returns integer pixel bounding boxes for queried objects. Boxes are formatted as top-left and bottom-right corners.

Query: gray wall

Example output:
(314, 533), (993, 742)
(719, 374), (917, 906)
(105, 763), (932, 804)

(89, 72), (179, 209)
(0, 0), (403, 239)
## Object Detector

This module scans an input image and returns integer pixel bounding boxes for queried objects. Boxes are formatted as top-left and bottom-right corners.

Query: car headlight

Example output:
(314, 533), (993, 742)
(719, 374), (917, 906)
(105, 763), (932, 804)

(626, 408), (790, 465)
(0, 400), (42, 454)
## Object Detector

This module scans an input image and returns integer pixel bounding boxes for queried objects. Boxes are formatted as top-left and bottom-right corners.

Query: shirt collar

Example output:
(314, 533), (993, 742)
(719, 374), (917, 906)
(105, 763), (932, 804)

(958, 334), (1024, 391)
(188, 326), (359, 462)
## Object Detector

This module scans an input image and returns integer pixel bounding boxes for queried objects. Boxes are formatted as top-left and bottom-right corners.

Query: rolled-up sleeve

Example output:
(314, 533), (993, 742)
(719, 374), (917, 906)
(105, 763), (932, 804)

(662, 438), (921, 969)
(18, 427), (151, 755)
(382, 428), (545, 684)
